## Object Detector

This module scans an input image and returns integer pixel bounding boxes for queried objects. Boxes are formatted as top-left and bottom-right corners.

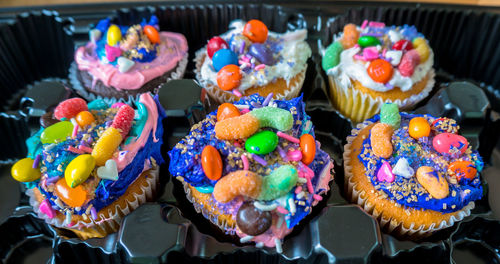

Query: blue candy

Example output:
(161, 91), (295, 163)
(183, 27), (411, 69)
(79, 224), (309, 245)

(212, 49), (239, 72)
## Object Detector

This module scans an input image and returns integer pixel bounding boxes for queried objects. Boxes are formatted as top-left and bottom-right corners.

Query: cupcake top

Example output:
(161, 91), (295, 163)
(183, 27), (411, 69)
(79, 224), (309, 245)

(198, 20), (312, 95)
(75, 16), (188, 90)
(11, 94), (165, 227)
(323, 20), (433, 92)
(169, 94), (332, 247)
(357, 103), (483, 213)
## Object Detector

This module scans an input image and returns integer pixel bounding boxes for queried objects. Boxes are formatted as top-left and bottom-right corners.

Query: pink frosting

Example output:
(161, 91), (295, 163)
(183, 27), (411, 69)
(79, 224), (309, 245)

(75, 32), (188, 90)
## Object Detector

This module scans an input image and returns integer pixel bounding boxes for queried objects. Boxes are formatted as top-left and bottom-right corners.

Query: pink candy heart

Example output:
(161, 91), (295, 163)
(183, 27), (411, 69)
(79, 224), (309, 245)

(105, 44), (122, 62)
(377, 161), (395, 183)
(363, 47), (379, 61)
(39, 199), (56, 219)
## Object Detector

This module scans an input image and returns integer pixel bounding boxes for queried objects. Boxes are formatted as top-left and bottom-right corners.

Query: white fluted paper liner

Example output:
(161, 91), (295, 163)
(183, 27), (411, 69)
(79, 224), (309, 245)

(343, 119), (474, 237)
(194, 48), (304, 104)
(328, 68), (435, 124)
(68, 52), (188, 105)
(27, 163), (159, 239)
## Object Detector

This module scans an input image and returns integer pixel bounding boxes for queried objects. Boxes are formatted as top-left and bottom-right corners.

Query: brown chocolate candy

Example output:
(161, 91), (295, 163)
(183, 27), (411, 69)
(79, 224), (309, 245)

(236, 201), (272, 236)
(40, 111), (59, 128)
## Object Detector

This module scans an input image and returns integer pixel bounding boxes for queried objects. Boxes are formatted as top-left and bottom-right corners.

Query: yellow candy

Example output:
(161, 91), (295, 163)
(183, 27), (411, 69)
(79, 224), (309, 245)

(107, 25), (122, 46)
(412, 37), (430, 63)
(65, 154), (96, 188)
(11, 158), (41, 182)
(91, 127), (122, 166)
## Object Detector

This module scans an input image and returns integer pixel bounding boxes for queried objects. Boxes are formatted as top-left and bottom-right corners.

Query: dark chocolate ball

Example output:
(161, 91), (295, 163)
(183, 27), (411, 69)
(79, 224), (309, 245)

(40, 111), (59, 128)
(236, 201), (272, 236)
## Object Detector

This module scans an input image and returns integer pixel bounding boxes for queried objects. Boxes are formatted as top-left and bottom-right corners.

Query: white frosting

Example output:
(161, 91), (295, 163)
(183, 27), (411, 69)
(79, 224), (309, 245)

(200, 20), (311, 92)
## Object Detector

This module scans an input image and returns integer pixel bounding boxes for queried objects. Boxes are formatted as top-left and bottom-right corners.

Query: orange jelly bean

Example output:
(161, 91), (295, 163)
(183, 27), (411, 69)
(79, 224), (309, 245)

(367, 59), (393, 84)
(54, 178), (87, 208)
(340, 23), (359, 49)
(217, 103), (241, 121)
(76, 111), (95, 127)
(300, 134), (316, 165)
(449, 160), (477, 180)
(243, 19), (268, 43)
(409, 117), (431, 139)
(201, 145), (223, 181)
(143, 25), (160, 44)
(217, 64), (242, 91)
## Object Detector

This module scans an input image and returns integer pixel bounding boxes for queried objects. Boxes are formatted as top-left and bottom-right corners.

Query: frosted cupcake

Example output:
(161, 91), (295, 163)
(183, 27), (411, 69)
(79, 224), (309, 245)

(169, 94), (333, 250)
(343, 103), (483, 237)
(194, 19), (311, 103)
(322, 21), (435, 123)
(11, 94), (165, 239)
(71, 16), (188, 102)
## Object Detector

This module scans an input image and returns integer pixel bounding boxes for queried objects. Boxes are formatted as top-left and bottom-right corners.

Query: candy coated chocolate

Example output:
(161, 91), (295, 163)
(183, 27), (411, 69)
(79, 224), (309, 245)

(236, 201), (272, 236)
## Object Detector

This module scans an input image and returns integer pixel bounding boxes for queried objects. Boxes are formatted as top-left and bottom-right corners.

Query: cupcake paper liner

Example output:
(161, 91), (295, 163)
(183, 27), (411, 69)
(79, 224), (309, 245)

(343, 118), (474, 238)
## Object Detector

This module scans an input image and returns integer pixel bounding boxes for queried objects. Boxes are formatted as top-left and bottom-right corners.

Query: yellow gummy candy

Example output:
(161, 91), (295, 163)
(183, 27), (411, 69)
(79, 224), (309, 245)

(91, 127), (122, 166)
(412, 37), (430, 63)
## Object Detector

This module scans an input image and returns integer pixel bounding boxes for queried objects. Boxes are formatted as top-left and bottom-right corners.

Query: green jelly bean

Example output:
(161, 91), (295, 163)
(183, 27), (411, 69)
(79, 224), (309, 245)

(125, 102), (148, 145)
(26, 128), (44, 159)
(87, 99), (109, 110)
(245, 130), (278, 155)
(250, 107), (293, 131)
(322, 41), (343, 71)
(358, 36), (380, 47)
(380, 103), (401, 130)
(40, 121), (73, 144)
(258, 165), (298, 201)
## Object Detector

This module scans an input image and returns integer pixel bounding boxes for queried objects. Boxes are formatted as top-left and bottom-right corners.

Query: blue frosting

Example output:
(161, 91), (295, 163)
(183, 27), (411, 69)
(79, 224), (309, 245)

(358, 113), (483, 213)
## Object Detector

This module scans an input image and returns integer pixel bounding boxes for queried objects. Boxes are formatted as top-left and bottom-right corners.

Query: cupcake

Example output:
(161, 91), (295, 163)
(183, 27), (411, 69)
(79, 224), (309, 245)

(322, 21), (435, 123)
(343, 103), (483, 237)
(169, 94), (333, 250)
(10, 93), (165, 239)
(194, 19), (311, 103)
(70, 16), (188, 102)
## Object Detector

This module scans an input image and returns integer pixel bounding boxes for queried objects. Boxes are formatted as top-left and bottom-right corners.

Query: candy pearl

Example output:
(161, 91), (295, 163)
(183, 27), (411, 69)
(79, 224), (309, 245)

(408, 117), (430, 139)
(65, 154), (96, 188)
(286, 150), (302, 161)
(236, 202), (272, 236)
(11, 158), (41, 182)
(377, 161), (395, 183)
(433, 133), (469, 155)
(358, 35), (380, 47)
(143, 25), (160, 44)
(299, 134), (316, 165)
(217, 103), (240, 122)
(242, 19), (268, 43)
(207, 37), (229, 59)
(248, 43), (274, 65)
(416, 166), (449, 199)
(40, 121), (74, 144)
(54, 178), (87, 208)
(449, 161), (477, 181)
(212, 49), (238, 72)
(76, 111), (95, 127)
(367, 59), (393, 84)
(106, 24), (122, 46)
(201, 145), (223, 181)
(245, 131), (278, 155)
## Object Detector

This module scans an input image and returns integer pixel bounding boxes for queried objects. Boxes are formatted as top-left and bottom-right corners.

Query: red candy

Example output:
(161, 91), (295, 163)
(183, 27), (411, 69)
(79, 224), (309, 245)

(398, 49), (420, 77)
(392, 39), (413, 51)
(111, 105), (135, 138)
(217, 103), (240, 121)
(143, 25), (160, 44)
(243, 20), (268, 43)
(54, 98), (88, 120)
(449, 161), (477, 181)
(367, 59), (394, 83)
(207, 37), (229, 59)
(217, 64), (242, 91)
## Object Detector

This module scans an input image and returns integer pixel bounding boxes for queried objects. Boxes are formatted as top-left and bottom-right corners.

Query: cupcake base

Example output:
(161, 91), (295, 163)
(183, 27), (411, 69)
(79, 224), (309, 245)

(343, 120), (473, 238)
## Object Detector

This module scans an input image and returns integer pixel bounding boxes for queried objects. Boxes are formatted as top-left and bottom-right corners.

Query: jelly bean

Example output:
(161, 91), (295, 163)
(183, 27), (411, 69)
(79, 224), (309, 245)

(201, 145), (223, 181)
(398, 49), (420, 77)
(236, 201), (272, 236)
(286, 150), (302, 161)
(54, 178), (87, 208)
(217, 64), (242, 91)
(322, 41), (343, 71)
(11, 158), (41, 182)
(380, 103), (401, 130)
(377, 161), (395, 183)
(65, 154), (95, 188)
(91, 127), (122, 166)
(392, 158), (414, 178)
(87, 99), (108, 110)
(409, 117), (430, 139)
(54, 98), (88, 120)
(416, 166), (449, 199)
(213, 170), (262, 203)
(105, 44), (121, 62)
(448, 160), (477, 181)
(358, 36), (380, 48)
(96, 159), (118, 181)
(117, 56), (135, 73)
(106, 24), (122, 46)
(40, 121), (74, 144)
(242, 19), (268, 43)
(143, 25), (160, 44)
(207, 36), (229, 59)
(76, 111), (95, 127)
(433, 133), (468, 155)
(248, 43), (274, 65)
(370, 123), (393, 159)
(340, 24), (359, 49)
(245, 131), (278, 155)
(385, 50), (402, 66)
(392, 39), (413, 51)
(258, 165), (298, 201)
(300, 133), (316, 165)
(39, 199), (56, 219)
(250, 106), (293, 132)
(217, 103), (240, 121)
(212, 49), (239, 72)
(367, 59), (393, 83)
(215, 113), (259, 140)
(412, 37), (430, 63)
(111, 104), (135, 138)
